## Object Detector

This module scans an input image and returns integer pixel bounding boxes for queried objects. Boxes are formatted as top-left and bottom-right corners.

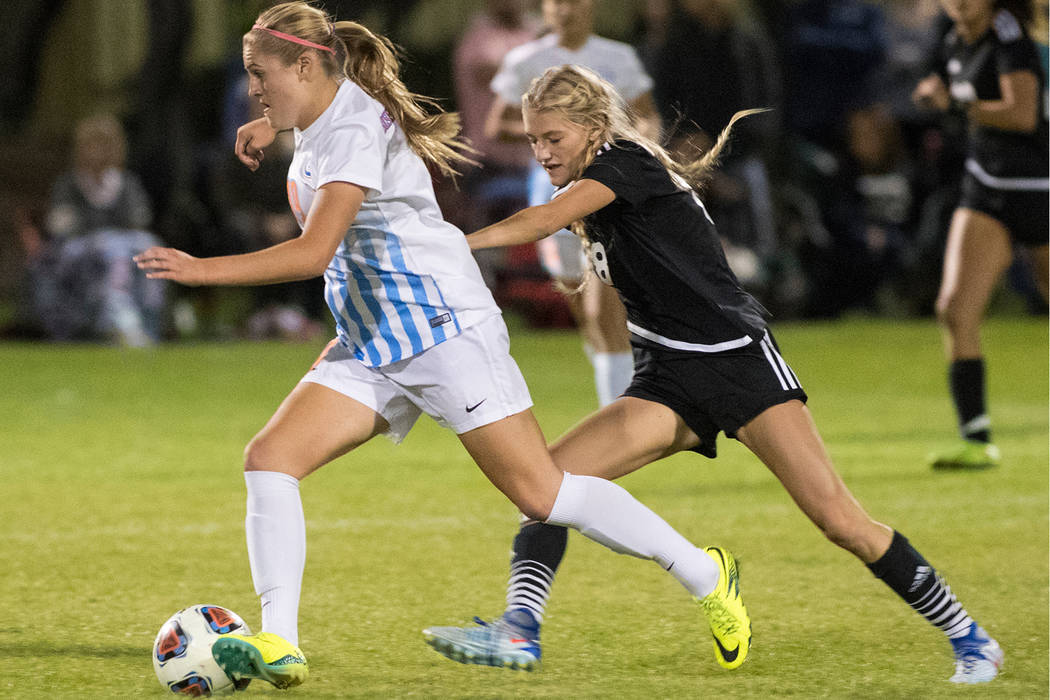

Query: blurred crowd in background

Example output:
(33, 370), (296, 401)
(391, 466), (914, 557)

(0, 0), (1047, 345)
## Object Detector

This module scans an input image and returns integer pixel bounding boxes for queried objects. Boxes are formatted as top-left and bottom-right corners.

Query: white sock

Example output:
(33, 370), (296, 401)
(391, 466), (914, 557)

(244, 470), (305, 647)
(592, 351), (633, 407)
(545, 473), (718, 598)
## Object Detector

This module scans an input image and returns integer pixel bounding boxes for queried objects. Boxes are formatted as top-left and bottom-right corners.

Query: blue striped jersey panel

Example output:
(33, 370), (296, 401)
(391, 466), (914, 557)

(325, 222), (461, 367)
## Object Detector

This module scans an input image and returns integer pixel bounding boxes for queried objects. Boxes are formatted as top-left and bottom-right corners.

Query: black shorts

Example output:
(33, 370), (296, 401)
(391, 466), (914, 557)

(624, 330), (807, 459)
(959, 173), (1049, 246)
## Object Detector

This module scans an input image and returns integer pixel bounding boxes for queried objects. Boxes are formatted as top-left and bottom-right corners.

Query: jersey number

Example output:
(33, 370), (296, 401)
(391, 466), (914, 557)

(588, 241), (614, 286)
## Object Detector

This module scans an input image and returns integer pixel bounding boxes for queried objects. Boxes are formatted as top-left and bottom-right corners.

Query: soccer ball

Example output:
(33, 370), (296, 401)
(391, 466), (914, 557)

(152, 604), (251, 696)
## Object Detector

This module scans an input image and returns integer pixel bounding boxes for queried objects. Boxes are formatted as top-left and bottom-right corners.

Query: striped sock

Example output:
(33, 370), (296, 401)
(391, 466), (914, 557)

(912, 574), (974, 639)
(505, 522), (567, 624)
(867, 531), (974, 639)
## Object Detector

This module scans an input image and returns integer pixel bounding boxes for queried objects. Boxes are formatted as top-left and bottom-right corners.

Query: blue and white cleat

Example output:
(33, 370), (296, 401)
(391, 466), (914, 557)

(949, 623), (1003, 684)
(423, 609), (541, 671)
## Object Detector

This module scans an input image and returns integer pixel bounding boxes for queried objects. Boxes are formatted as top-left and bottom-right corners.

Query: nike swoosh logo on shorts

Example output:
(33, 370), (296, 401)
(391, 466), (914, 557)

(465, 399), (486, 413)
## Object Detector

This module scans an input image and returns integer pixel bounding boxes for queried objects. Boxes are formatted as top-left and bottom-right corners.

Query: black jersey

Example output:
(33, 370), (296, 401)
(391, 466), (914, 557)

(935, 9), (1049, 184)
(576, 140), (769, 352)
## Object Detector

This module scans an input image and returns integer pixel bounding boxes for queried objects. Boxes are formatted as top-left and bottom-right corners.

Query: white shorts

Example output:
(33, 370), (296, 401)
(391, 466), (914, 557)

(302, 314), (533, 443)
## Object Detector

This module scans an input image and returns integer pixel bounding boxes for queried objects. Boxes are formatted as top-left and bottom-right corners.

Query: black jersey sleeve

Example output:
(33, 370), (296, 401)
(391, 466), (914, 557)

(580, 141), (677, 206)
(992, 11), (1041, 75)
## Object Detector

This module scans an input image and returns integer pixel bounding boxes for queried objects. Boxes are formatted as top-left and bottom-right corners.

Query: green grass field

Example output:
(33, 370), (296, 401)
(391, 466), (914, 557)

(2, 316), (1047, 698)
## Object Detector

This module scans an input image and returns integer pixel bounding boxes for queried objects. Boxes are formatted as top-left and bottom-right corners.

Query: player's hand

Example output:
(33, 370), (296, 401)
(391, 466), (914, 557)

(134, 247), (208, 286)
(235, 117), (278, 171)
(912, 75), (950, 112)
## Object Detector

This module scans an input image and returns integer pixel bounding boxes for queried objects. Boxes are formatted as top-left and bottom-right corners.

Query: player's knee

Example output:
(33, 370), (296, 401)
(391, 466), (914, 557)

(517, 498), (553, 524)
(934, 293), (956, 329)
(243, 433), (276, 470)
(507, 486), (556, 523)
(935, 292), (972, 333)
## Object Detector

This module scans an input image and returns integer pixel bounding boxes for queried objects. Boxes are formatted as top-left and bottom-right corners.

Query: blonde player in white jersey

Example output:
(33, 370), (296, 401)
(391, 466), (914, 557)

(487, 0), (660, 407)
(136, 1), (740, 690)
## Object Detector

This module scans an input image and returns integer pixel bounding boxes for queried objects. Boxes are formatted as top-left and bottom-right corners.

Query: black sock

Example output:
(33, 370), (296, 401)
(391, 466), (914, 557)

(949, 359), (990, 442)
(867, 531), (974, 640)
(504, 522), (568, 627)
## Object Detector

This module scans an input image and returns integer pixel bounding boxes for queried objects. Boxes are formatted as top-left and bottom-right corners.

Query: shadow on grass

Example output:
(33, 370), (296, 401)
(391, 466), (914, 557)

(4, 641), (146, 658)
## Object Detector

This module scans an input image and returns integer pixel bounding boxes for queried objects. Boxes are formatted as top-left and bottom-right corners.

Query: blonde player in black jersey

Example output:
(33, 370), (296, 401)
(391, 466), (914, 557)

(422, 64), (1003, 684)
(913, 0), (1048, 469)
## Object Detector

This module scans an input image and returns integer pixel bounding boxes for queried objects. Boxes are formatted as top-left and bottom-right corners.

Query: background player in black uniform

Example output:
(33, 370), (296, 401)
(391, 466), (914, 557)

(423, 65), (1003, 684)
(913, 0), (1048, 469)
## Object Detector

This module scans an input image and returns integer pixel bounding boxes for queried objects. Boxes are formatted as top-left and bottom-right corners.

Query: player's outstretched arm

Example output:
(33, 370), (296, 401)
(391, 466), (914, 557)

(467, 179), (615, 250)
(135, 182), (365, 286)
(971, 70), (1041, 132)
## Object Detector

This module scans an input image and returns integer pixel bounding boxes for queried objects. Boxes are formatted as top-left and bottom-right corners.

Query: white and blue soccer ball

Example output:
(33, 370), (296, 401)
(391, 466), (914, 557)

(152, 604), (251, 696)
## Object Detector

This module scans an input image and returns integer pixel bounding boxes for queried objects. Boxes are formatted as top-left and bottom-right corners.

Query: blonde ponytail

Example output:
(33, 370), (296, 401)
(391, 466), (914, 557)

(680, 108), (769, 187)
(332, 22), (475, 178)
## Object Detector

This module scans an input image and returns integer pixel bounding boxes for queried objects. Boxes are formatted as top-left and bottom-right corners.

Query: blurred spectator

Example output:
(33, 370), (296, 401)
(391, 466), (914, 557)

(452, 0), (539, 285)
(0, 0), (67, 132)
(777, 101), (920, 318)
(878, 0), (946, 122)
(774, 0), (900, 317)
(11, 114), (166, 344)
(649, 0), (781, 290)
(126, 0), (195, 232)
(844, 103), (915, 309)
(782, 0), (888, 148)
(206, 74), (326, 341)
(632, 0), (673, 74)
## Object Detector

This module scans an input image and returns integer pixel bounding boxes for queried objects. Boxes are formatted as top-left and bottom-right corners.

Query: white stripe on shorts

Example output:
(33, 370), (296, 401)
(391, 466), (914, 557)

(626, 321), (753, 353)
(760, 332), (800, 390)
(966, 158), (1049, 191)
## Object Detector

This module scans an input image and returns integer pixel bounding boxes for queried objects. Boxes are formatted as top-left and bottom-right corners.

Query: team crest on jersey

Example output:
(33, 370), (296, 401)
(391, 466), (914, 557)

(993, 10), (1022, 43)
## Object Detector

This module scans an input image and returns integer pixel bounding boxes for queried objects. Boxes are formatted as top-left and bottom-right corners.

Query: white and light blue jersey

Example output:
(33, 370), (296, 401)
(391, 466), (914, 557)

(287, 80), (500, 367)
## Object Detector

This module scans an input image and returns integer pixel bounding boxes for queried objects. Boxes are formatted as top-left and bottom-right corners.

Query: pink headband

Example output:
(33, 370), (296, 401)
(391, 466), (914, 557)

(252, 24), (334, 54)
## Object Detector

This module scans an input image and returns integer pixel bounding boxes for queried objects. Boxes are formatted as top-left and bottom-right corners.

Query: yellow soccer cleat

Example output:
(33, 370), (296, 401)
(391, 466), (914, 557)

(928, 440), (1000, 470)
(211, 631), (308, 689)
(696, 546), (751, 670)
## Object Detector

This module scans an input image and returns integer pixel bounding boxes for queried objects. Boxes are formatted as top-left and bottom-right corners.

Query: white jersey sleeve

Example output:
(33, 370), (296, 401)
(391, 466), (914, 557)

(313, 102), (385, 195)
